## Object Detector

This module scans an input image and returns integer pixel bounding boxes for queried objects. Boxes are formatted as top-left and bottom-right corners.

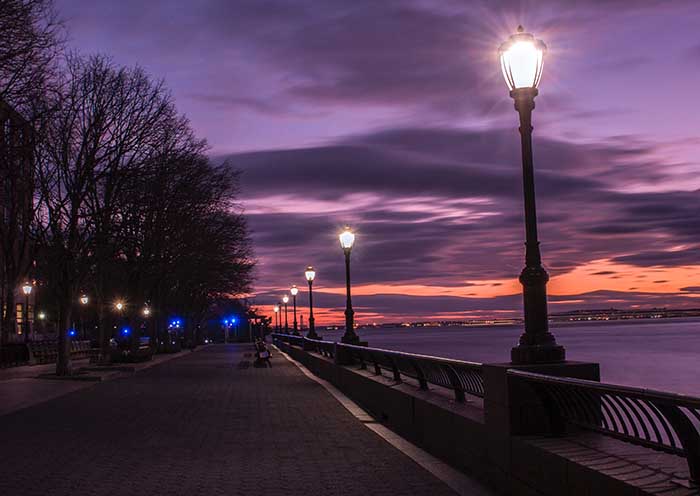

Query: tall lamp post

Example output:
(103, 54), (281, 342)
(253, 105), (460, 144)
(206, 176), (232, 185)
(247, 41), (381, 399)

(115, 301), (125, 342)
(21, 282), (32, 343)
(499, 26), (565, 364)
(339, 226), (359, 344)
(290, 285), (299, 335)
(304, 266), (320, 339)
(282, 295), (289, 333)
(273, 304), (280, 332)
(80, 295), (89, 340)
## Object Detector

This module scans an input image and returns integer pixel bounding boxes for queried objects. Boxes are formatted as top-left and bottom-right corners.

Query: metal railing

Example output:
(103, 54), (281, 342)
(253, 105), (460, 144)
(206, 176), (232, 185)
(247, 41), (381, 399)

(304, 338), (335, 358)
(510, 370), (700, 481)
(271, 333), (483, 402)
(273, 333), (304, 347)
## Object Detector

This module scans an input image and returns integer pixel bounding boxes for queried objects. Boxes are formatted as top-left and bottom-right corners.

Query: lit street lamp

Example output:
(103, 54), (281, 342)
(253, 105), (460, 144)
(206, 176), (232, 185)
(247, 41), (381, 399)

(143, 307), (151, 317)
(304, 266), (319, 339)
(499, 26), (565, 364)
(290, 285), (299, 335)
(273, 304), (280, 332)
(21, 282), (32, 343)
(79, 294), (89, 340)
(339, 226), (359, 344)
(282, 294), (289, 333)
(115, 301), (124, 312)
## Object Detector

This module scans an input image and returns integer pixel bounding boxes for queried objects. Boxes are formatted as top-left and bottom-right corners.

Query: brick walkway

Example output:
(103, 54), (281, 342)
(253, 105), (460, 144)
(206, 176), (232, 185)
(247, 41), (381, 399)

(0, 345), (458, 495)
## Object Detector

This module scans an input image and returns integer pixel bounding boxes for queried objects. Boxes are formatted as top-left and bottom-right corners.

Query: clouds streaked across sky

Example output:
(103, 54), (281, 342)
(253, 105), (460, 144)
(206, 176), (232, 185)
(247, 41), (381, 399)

(56, 0), (700, 323)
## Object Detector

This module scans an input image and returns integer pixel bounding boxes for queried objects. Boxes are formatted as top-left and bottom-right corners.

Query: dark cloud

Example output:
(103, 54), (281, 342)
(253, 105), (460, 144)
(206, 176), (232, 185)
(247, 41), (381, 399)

(230, 125), (700, 317)
(53, 0), (700, 320)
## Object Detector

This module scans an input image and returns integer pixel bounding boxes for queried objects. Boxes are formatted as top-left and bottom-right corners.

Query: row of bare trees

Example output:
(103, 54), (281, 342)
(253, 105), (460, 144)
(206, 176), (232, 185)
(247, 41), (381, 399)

(0, 1), (255, 374)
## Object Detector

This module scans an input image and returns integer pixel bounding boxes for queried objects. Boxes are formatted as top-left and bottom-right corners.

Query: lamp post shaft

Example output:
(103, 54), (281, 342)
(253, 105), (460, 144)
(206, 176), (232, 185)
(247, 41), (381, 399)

(284, 303), (288, 333)
(511, 89), (565, 364)
(342, 249), (357, 343)
(307, 280), (318, 339)
(24, 294), (29, 343)
(292, 295), (298, 334)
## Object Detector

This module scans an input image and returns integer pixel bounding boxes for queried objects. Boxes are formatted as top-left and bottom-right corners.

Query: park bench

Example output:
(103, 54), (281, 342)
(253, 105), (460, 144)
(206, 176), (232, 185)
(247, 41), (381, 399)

(0, 343), (30, 368)
(28, 340), (101, 365)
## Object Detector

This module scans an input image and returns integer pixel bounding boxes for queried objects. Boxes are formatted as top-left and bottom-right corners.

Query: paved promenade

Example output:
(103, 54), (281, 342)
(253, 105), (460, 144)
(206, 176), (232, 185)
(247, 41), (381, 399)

(0, 345), (465, 495)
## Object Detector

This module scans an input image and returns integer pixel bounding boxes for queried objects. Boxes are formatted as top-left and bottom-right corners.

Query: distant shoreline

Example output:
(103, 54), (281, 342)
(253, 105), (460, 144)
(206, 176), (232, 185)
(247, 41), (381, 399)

(319, 309), (700, 332)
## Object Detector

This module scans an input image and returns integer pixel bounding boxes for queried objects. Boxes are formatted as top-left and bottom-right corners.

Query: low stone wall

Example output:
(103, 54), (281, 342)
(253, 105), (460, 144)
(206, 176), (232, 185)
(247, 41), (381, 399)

(275, 339), (688, 495)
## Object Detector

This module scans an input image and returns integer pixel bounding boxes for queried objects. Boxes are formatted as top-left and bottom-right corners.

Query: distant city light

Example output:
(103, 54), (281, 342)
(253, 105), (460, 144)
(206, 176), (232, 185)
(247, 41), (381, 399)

(121, 327), (130, 336)
(68, 329), (77, 337)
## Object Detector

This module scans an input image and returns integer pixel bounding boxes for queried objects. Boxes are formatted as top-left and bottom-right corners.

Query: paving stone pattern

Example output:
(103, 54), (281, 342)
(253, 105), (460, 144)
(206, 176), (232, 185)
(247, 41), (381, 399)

(0, 345), (457, 496)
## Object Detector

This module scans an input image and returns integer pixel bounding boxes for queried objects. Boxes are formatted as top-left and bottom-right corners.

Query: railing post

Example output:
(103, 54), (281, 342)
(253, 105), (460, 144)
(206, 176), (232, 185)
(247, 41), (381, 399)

(411, 361), (428, 390)
(443, 365), (466, 402)
(655, 402), (700, 481)
(387, 355), (401, 382)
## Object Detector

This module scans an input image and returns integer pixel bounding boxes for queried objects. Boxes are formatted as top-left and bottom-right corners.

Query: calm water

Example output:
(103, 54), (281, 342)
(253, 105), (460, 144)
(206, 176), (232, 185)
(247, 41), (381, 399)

(317, 318), (700, 396)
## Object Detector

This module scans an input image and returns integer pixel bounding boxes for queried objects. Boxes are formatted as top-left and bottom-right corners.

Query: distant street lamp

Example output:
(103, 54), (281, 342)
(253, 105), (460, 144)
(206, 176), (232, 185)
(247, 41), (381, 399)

(304, 266), (319, 339)
(143, 307), (151, 317)
(290, 285), (299, 335)
(339, 226), (359, 344)
(115, 301), (124, 312)
(80, 294), (89, 340)
(273, 304), (280, 332)
(21, 282), (32, 343)
(282, 294), (289, 333)
(499, 26), (565, 364)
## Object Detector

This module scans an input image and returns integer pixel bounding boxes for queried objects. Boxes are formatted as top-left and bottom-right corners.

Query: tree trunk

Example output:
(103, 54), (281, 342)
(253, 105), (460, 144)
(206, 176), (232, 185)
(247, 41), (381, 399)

(55, 298), (72, 376)
(2, 289), (16, 345)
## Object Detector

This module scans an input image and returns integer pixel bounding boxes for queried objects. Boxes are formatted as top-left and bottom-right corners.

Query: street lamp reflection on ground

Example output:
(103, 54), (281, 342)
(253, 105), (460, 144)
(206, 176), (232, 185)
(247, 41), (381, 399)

(304, 266), (320, 339)
(21, 282), (32, 342)
(499, 26), (565, 364)
(282, 294), (289, 333)
(339, 226), (359, 344)
(290, 285), (299, 335)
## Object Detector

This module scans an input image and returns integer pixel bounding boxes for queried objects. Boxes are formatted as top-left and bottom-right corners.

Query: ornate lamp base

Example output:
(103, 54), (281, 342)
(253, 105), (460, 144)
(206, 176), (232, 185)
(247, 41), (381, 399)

(511, 343), (565, 364)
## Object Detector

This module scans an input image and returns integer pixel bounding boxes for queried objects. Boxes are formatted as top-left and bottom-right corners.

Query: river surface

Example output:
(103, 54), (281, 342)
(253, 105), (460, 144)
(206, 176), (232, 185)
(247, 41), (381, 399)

(316, 318), (700, 396)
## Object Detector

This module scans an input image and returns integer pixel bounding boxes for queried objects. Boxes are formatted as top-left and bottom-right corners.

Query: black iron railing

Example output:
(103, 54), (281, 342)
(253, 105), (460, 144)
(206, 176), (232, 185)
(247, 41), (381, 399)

(339, 343), (484, 401)
(510, 370), (700, 481)
(271, 333), (483, 402)
(304, 338), (335, 358)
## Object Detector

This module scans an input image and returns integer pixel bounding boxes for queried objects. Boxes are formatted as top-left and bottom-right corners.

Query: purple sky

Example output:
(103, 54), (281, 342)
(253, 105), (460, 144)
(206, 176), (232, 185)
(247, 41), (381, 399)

(56, 0), (700, 323)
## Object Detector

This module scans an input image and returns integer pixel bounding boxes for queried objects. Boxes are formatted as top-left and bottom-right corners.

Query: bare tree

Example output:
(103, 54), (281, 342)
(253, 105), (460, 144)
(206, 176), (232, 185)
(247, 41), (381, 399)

(0, 0), (62, 113)
(0, 0), (61, 344)
(36, 55), (175, 374)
